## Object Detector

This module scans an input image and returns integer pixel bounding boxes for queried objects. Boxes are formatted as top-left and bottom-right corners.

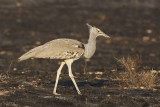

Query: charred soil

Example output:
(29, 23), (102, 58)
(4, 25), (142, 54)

(0, 1), (160, 107)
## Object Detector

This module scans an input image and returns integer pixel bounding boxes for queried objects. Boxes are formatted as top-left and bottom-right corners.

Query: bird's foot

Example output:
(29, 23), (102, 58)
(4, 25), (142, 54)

(78, 91), (82, 95)
(53, 92), (61, 95)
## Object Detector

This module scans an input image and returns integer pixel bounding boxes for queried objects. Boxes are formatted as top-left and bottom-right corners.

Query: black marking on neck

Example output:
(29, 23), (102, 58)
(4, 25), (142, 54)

(78, 44), (85, 50)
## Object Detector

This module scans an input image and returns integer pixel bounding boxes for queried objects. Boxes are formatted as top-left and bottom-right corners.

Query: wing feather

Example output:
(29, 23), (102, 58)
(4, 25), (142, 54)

(19, 39), (84, 61)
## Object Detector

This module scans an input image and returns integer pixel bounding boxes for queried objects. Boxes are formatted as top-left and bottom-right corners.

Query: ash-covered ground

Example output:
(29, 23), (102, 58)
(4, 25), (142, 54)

(0, 0), (160, 106)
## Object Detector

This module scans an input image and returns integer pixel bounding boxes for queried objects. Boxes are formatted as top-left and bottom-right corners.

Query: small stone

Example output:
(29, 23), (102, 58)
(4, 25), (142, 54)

(143, 36), (150, 41)
(18, 85), (24, 89)
(95, 71), (103, 75)
(149, 53), (156, 57)
(151, 38), (156, 42)
(88, 72), (93, 74)
(0, 51), (6, 55)
(152, 88), (157, 92)
(85, 58), (90, 62)
(140, 86), (144, 89)
(58, 62), (61, 65)
(111, 69), (117, 72)
(13, 68), (17, 71)
(0, 91), (10, 96)
(131, 67), (135, 70)
(95, 76), (101, 80)
(16, 2), (22, 7)
(146, 29), (152, 34)
(35, 41), (41, 45)
(105, 39), (111, 44)
(106, 94), (110, 97)
(124, 87), (128, 89)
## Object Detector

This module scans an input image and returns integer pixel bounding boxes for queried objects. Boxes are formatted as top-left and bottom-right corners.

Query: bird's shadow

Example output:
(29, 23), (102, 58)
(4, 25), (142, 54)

(51, 79), (109, 88)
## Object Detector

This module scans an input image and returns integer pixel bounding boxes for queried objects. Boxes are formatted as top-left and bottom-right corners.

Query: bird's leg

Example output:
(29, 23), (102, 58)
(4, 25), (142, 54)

(65, 59), (82, 95)
(83, 58), (90, 74)
(53, 62), (65, 95)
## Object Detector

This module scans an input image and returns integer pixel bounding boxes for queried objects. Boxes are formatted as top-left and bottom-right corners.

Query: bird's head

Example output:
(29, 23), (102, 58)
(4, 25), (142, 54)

(86, 23), (110, 38)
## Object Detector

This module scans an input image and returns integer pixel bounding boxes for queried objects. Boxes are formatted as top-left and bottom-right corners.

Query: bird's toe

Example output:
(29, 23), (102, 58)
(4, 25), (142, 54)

(78, 92), (82, 95)
(53, 92), (61, 95)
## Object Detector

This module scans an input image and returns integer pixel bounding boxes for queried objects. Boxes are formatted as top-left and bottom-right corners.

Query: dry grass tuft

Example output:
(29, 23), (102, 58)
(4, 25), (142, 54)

(116, 56), (158, 88)
(117, 55), (141, 72)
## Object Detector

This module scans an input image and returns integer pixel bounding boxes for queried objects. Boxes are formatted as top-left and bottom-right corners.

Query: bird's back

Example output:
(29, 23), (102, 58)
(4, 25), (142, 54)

(19, 38), (84, 61)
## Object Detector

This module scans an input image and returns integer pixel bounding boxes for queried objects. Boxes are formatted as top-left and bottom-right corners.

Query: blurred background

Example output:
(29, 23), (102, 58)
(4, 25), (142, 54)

(0, 0), (160, 69)
(0, 0), (160, 106)
(0, 0), (160, 70)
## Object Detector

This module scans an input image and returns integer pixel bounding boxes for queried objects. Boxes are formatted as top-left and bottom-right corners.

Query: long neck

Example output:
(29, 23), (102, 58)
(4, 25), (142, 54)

(84, 32), (97, 58)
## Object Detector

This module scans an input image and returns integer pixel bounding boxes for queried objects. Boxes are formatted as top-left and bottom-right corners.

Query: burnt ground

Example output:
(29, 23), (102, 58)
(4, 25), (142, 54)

(0, 1), (160, 107)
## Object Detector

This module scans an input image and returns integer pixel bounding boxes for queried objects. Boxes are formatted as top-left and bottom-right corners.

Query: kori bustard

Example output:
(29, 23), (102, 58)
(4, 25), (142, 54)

(19, 24), (110, 95)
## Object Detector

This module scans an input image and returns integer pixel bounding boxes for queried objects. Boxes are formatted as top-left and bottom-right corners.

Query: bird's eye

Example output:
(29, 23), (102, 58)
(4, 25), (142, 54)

(97, 29), (100, 32)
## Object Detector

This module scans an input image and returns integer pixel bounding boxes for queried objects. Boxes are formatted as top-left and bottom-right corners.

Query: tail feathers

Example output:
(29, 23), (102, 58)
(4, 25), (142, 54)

(18, 55), (31, 61)
(18, 50), (36, 61)
(18, 44), (47, 61)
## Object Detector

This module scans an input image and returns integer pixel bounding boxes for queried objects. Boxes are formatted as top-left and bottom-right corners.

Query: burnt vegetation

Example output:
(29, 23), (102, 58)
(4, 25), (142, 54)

(116, 56), (158, 88)
(0, 0), (160, 106)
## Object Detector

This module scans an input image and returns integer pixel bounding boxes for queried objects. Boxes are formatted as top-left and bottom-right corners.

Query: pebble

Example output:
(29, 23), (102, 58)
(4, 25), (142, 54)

(146, 29), (152, 34)
(143, 36), (150, 41)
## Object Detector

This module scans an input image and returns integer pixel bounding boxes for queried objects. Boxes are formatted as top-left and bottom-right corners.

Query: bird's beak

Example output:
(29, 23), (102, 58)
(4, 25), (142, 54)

(104, 34), (110, 38)
(101, 33), (110, 38)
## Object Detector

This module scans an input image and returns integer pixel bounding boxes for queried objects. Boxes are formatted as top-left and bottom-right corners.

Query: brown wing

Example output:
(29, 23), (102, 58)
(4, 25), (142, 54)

(19, 39), (84, 61)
